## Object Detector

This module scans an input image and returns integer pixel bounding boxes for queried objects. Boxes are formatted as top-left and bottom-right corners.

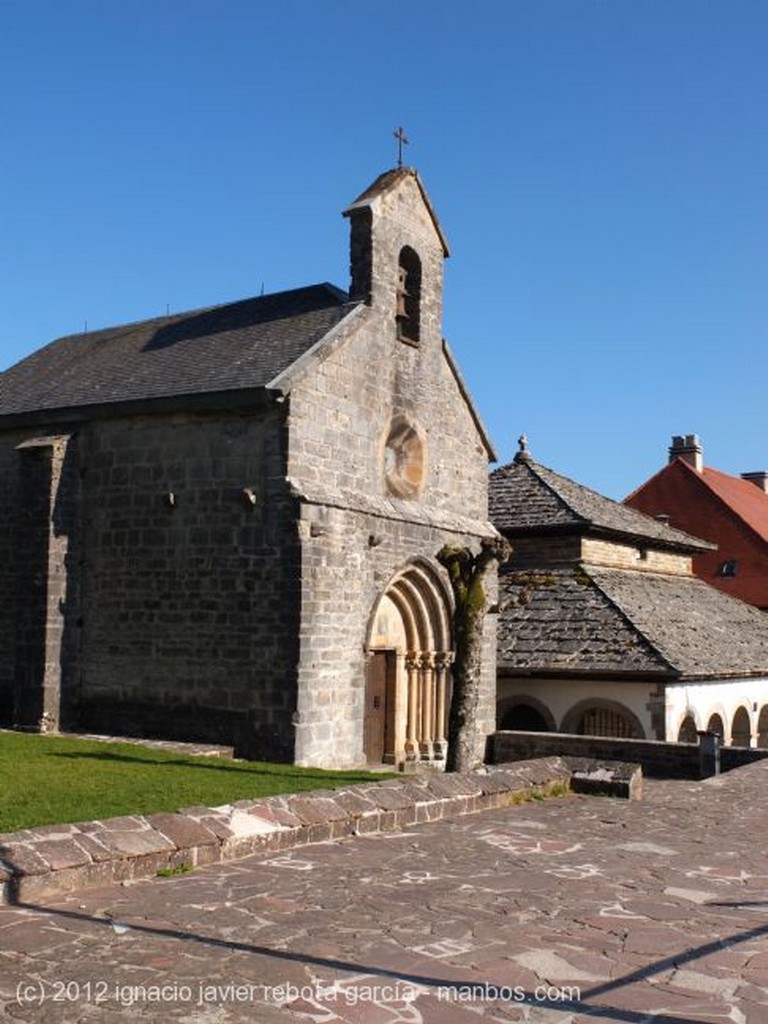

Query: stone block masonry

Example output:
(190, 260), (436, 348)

(0, 757), (640, 904)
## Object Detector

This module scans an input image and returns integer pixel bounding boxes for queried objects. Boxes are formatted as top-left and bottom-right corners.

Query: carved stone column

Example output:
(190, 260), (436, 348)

(432, 651), (453, 761)
(405, 651), (420, 761)
(419, 652), (436, 761)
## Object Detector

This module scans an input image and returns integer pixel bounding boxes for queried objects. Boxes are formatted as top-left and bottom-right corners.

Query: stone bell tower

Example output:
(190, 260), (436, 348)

(343, 167), (450, 353)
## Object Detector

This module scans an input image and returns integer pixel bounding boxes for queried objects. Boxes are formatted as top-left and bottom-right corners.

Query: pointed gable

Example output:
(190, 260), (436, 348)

(344, 167), (450, 256)
(626, 438), (768, 609)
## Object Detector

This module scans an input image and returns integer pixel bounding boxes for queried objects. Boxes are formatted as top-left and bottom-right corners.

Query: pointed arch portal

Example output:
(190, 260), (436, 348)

(365, 560), (453, 767)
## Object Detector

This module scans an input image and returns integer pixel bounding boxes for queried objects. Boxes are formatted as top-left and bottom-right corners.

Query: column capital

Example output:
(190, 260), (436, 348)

(434, 650), (454, 670)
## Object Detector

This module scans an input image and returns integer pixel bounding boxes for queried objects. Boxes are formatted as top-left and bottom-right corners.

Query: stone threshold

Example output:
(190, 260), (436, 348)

(0, 756), (641, 905)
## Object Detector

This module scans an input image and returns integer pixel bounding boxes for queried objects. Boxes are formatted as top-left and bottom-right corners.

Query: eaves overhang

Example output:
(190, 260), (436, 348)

(0, 386), (280, 430)
(496, 666), (679, 682)
(497, 520), (715, 556)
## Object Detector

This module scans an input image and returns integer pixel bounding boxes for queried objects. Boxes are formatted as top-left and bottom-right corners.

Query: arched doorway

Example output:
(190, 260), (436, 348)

(731, 706), (752, 748)
(365, 559), (453, 767)
(677, 714), (698, 743)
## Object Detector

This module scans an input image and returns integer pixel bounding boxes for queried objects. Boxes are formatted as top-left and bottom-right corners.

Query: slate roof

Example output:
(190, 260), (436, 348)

(498, 564), (768, 680)
(497, 566), (669, 676)
(590, 566), (768, 678)
(0, 284), (357, 418)
(490, 456), (712, 553)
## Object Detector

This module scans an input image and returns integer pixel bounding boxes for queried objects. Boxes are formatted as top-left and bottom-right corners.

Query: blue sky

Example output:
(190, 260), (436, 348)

(2, 0), (767, 498)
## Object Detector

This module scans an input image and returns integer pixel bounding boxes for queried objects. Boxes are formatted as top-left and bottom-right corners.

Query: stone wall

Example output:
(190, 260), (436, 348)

(0, 432), (81, 729)
(582, 537), (691, 575)
(72, 407), (298, 759)
(293, 502), (497, 768)
(492, 729), (768, 778)
(0, 405), (302, 759)
(0, 430), (25, 721)
(508, 535), (692, 575)
(13, 435), (80, 732)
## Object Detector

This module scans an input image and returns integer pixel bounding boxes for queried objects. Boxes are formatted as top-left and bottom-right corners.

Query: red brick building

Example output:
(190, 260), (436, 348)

(625, 435), (768, 611)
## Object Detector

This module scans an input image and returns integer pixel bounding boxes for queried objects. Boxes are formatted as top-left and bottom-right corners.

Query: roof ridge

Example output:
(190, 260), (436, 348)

(525, 460), (602, 523)
(46, 283), (351, 347)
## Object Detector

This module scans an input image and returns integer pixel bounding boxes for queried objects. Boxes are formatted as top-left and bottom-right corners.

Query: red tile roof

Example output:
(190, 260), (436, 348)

(625, 458), (768, 609)
(699, 465), (768, 543)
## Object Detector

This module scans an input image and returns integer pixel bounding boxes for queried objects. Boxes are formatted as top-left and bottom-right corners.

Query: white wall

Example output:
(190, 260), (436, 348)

(497, 677), (655, 738)
(664, 678), (768, 746)
(497, 675), (768, 747)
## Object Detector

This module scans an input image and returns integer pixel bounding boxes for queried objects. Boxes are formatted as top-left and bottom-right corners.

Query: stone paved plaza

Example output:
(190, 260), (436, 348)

(2, 761), (768, 1023)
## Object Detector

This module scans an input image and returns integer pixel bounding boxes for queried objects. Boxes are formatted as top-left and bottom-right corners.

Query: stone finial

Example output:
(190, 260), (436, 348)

(514, 433), (533, 464)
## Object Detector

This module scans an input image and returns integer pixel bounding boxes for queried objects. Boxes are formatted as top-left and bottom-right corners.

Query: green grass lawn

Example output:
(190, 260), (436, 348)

(0, 732), (392, 833)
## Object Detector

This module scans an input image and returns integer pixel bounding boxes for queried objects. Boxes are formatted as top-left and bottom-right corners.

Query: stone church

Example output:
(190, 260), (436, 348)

(0, 168), (498, 769)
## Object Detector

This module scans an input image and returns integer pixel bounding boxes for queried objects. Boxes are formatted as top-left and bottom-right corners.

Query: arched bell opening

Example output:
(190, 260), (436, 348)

(365, 558), (453, 767)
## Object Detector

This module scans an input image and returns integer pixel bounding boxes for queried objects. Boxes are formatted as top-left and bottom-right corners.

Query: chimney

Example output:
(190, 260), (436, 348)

(741, 471), (768, 494)
(669, 434), (703, 473)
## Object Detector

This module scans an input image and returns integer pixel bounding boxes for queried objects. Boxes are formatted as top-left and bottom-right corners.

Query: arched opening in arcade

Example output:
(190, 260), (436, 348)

(562, 699), (645, 739)
(677, 714), (698, 743)
(497, 698), (555, 732)
(731, 706), (752, 748)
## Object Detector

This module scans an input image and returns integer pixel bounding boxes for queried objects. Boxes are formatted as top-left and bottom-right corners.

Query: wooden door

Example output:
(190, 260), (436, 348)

(364, 651), (395, 764)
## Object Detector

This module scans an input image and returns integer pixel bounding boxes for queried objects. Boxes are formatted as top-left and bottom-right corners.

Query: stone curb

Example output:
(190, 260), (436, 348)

(0, 756), (640, 904)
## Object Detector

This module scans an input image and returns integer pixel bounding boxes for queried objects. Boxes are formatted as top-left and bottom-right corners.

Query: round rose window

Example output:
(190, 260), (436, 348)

(383, 417), (425, 499)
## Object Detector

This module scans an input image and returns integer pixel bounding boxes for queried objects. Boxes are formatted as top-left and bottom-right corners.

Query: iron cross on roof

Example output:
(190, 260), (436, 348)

(394, 126), (409, 168)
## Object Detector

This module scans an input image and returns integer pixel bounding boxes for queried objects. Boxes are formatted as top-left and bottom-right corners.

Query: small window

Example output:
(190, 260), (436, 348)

(719, 560), (738, 577)
(395, 246), (421, 344)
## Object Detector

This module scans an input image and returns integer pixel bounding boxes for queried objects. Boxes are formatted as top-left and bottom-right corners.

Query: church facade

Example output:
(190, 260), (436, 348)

(0, 168), (498, 769)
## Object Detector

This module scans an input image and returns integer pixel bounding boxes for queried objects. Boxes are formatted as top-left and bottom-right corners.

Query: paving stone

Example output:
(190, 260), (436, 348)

(5, 763), (768, 1021)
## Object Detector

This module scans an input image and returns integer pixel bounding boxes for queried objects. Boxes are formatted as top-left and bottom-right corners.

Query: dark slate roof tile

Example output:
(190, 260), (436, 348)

(590, 567), (768, 678)
(497, 563), (768, 679)
(1, 284), (356, 417)
(497, 566), (669, 674)
(490, 457), (712, 552)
